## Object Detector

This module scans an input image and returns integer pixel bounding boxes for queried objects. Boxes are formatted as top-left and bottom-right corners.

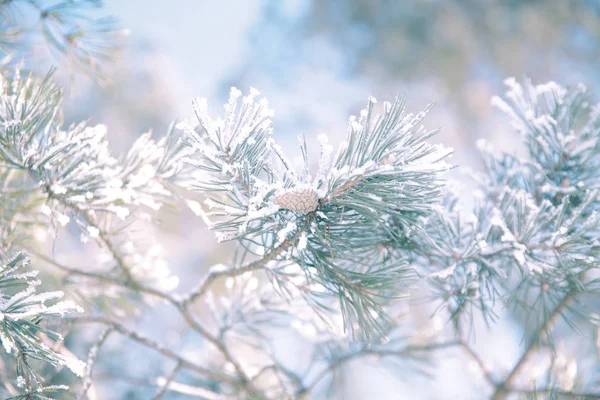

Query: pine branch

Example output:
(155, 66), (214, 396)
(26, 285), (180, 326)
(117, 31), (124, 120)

(0, 252), (84, 391)
(2, 46), (599, 398)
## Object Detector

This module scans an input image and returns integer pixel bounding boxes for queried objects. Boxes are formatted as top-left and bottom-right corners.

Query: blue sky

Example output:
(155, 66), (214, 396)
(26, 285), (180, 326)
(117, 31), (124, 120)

(104, 0), (263, 114)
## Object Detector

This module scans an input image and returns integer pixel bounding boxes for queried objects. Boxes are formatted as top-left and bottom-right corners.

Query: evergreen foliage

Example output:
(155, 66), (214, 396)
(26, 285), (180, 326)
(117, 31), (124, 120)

(0, 2), (599, 399)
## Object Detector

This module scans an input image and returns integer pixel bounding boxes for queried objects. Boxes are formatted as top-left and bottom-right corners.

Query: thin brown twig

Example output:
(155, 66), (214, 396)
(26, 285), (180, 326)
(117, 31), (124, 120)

(491, 285), (579, 400)
(91, 372), (220, 399)
(62, 315), (237, 384)
(33, 250), (260, 396)
(80, 211), (135, 282)
(182, 221), (307, 306)
(301, 340), (460, 395)
(509, 387), (600, 399)
(151, 361), (182, 400)
(458, 340), (496, 386)
(78, 326), (114, 400)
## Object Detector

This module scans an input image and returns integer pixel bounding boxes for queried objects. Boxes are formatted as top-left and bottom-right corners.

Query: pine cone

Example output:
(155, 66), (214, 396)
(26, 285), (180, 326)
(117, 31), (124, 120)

(274, 188), (319, 213)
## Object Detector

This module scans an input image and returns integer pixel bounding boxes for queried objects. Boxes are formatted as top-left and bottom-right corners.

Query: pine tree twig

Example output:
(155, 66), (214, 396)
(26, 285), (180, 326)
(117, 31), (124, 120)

(302, 340), (460, 394)
(61, 315), (238, 385)
(491, 285), (580, 400)
(458, 340), (497, 387)
(33, 251), (260, 396)
(31, 251), (171, 301)
(508, 387), (600, 399)
(80, 210), (135, 283)
(176, 305), (261, 396)
(182, 222), (307, 306)
(78, 326), (114, 400)
(322, 175), (365, 204)
(151, 361), (182, 400)
(252, 363), (304, 399)
(42, 188), (135, 281)
(93, 372), (220, 399)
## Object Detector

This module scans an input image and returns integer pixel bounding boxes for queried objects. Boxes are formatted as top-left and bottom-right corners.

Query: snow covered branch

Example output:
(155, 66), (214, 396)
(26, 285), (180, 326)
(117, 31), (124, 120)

(1, 25), (599, 396)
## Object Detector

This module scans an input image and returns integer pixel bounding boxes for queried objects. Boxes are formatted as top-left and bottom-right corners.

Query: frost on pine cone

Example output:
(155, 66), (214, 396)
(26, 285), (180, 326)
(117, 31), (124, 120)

(274, 188), (319, 213)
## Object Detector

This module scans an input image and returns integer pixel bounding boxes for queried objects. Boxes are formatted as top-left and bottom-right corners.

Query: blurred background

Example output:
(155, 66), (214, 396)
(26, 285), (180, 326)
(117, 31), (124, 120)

(67, 0), (600, 165)
(8, 0), (600, 398)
